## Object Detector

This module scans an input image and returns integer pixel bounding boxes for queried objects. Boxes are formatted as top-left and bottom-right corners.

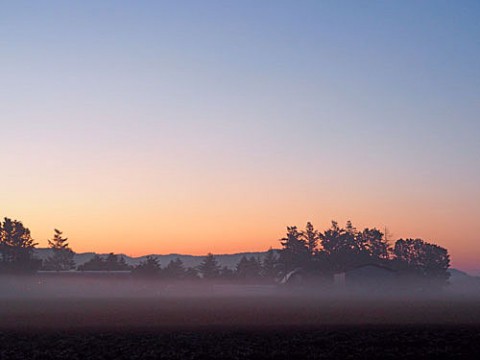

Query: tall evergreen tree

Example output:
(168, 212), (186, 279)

(77, 253), (131, 271)
(105, 253), (131, 270)
(279, 226), (309, 273)
(319, 221), (361, 271)
(219, 266), (235, 280)
(302, 222), (319, 256)
(235, 256), (262, 281)
(132, 256), (161, 277)
(198, 253), (221, 279)
(43, 229), (75, 271)
(77, 254), (104, 271)
(261, 248), (279, 280)
(235, 256), (250, 279)
(163, 258), (186, 280)
(184, 266), (200, 280)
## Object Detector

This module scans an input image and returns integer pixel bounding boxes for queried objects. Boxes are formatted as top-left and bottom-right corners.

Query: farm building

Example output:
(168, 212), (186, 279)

(280, 264), (397, 292)
(335, 264), (397, 291)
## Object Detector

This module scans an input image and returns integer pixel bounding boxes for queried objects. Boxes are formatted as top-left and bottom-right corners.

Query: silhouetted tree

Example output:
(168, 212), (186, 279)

(77, 253), (131, 271)
(302, 222), (319, 256)
(0, 218), (40, 273)
(393, 238), (450, 285)
(357, 227), (389, 261)
(235, 256), (250, 279)
(320, 221), (357, 255)
(198, 253), (221, 279)
(275, 219), (451, 290)
(219, 266), (235, 280)
(279, 226), (309, 273)
(163, 258), (186, 280)
(184, 266), (200, 280)
(43, 229), (75, 271)
(104, 253), (131, 271)
(235, 256), (262, 281)
(132, 256), (161, 277)
(319, 221), (381, 271)
(261, 248), (279, 280)
(249, 256), (262, 278)
(77, 255), (105, 271)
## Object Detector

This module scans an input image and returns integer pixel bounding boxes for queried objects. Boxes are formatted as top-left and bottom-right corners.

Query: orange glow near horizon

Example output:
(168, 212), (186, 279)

(5, 176), (479, 272)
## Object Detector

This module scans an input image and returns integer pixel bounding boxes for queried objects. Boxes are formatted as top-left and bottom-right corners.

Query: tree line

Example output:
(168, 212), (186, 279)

(0, 217), (450, 286)
(64, 252), (279, 282)
(278, 221), (450, 285)
(0, 217), (278, 281)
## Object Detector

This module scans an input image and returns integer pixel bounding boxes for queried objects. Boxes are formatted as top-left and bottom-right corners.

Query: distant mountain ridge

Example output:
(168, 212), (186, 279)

(33, 248), (276, 269)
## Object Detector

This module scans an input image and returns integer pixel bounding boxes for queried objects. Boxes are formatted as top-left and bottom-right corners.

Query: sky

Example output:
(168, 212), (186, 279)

(1, 1), (479, 272)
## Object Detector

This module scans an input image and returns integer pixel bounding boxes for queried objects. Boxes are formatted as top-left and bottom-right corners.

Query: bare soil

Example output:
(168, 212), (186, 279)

(1, 326), (479, 359)
(1, 296), (480, 358)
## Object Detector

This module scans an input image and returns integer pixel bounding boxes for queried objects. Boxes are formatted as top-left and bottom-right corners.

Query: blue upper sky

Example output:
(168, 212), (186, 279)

(3, 1), (478, 162)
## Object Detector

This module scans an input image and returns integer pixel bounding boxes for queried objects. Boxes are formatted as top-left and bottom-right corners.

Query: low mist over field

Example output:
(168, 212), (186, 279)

(1, 273), (480, 332)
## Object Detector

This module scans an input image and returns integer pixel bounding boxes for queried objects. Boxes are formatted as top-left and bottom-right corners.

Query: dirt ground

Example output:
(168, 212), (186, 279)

(1, 326), (480, 359)
(1, 296), (480, 359)
(2, 295), (480, 330)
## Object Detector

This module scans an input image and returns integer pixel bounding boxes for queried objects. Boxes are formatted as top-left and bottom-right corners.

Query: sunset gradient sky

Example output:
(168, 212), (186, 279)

(1, 1), (479, 272)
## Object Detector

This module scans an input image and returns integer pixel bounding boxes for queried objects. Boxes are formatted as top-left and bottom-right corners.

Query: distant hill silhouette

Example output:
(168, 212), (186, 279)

(34, 249), (279, 269)
(33, 248), (479, 285)
(447, 268), (480, 292)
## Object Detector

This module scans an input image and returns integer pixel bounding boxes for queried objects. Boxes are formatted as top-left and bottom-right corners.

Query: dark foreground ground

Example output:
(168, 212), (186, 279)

(1, 325), (480, 360)
(1, 295), (480, 359)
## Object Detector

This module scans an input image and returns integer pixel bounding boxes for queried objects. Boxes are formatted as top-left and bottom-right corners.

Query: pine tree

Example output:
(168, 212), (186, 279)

(133, 256), (161, 277)
(77, 255), (105, 271)
(0, 218), (40, 273)
(219, 266), (235, 280)
(43, 229), (75, 271)
(77, 253), (131, 271)
(279, 226), (309, 273)
(163, 258), (186, 280)
(302, 222), (319, 256)
(197, 253), (221, 279)
(262, 248), (278, 280)
(184, 267), (200, 280)
(247, 256), (262, 280)
(319, 221), (360, 271)
(235, 256), (261, 281)
(235, 256), (250, 280)
(104, 253), (131, 271)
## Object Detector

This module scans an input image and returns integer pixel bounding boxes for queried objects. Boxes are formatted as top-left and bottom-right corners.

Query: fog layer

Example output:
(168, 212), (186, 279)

(1, 275), (480, 330)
